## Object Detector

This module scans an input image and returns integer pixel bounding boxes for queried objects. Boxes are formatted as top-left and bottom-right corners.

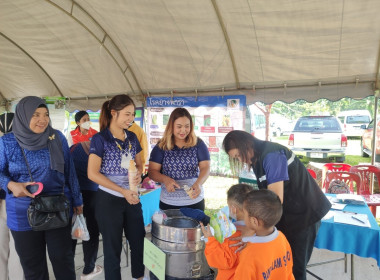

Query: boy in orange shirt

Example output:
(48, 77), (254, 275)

(234, 189), (295, 280)
(200, 184), (254, 280)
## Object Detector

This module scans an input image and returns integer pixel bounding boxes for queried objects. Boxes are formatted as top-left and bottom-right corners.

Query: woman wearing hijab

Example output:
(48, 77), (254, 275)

(67, 110), (98, 147)
(0, 96), (83, 280)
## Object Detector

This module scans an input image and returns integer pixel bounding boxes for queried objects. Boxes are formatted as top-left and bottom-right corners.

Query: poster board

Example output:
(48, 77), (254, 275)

(146, 95), (246, 176)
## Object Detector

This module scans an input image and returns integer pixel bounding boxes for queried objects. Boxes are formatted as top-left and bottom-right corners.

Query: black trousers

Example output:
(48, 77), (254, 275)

(159, 199), (205, 211)
(11, 224), (75, 280)
(96, 189), (145, 280)
(283, 221), (321, 280)
(72, 190), (100, 274)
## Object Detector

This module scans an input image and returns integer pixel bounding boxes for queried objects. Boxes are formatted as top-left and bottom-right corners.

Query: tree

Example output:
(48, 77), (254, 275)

(254, 102), (272, 140)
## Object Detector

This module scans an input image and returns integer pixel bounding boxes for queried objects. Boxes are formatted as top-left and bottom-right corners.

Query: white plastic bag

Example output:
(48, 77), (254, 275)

(71, 214), (90, 241)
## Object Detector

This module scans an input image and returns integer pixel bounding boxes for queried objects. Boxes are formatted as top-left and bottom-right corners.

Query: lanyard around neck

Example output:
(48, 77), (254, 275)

(114, 131), (131, 153)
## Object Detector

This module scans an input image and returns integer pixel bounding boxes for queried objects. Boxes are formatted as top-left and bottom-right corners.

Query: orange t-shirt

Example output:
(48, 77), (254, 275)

(234, 231), (294, 280)
(204, 231), (241, 280)
(70, 127), (97, 145)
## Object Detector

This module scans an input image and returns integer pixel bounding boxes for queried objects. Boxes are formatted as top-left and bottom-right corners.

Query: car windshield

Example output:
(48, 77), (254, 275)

(346, 115), (370, 124)
(294, 117), (341, 132)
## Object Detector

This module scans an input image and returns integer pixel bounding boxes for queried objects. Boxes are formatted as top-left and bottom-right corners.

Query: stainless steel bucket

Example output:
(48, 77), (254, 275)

(151, 209), (211, 278)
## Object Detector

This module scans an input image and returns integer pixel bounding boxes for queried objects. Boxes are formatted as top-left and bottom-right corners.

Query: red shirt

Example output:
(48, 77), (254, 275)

(70, 127), (97, 144)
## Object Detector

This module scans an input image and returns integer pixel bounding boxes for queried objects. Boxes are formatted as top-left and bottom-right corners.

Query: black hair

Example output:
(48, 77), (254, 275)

(243, 189), (283, 228)
(99, 94), (135, 131)
(75, 110), (89, 123)
(227, 184), (254, 208)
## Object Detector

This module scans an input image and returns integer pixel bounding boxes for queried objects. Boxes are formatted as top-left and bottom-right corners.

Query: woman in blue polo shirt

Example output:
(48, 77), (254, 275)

(0, 96), (83, 280)
(148, 107), (210, 211)
(88, 94), (145, 280)
(222, 130), (331, 280)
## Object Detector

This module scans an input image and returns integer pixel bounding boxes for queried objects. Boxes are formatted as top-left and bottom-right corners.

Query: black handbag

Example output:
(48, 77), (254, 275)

(21, 148), (70, 231)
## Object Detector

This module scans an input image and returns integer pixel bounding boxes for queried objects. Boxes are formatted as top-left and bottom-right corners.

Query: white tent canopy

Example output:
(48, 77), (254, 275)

(1, 0), (380, 111)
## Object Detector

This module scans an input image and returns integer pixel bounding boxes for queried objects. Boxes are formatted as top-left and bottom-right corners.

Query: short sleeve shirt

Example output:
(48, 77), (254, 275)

(149, 138), (210, 180)
(89, 128), (141, 197)
(149, 138), (210, 206)
(262, 151), (290, 185)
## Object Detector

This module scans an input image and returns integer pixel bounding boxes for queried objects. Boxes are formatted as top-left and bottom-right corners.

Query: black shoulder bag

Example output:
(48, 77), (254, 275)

(21, 148), (70, 231)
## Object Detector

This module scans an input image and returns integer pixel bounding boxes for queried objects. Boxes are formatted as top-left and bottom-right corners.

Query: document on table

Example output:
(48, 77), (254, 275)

(326, 196), (347, 210)
(335, 194), (366, 205)
(334, 212), (371, 227)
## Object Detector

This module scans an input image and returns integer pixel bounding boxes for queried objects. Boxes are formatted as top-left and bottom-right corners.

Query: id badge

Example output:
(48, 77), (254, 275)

(120, 153), (132, 169)
(120, 154), (129, 169)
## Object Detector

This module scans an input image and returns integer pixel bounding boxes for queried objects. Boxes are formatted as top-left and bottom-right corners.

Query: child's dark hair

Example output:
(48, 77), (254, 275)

(99, 94), (135, 131)
(243, 189), (282, 228)
(227, 184), (254, 208)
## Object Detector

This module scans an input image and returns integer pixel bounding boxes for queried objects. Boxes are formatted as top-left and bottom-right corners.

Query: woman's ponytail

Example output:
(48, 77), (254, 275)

(99, 100), (111, 131)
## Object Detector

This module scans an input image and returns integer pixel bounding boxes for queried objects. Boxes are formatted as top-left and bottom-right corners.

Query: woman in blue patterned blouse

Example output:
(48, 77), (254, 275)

(148, 107), (211, 211)
(0, 96), (83, 280)
(88, 94), (145, 280)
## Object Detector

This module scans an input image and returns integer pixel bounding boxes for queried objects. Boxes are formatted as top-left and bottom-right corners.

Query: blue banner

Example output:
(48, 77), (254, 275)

(147, 95), (246, 108)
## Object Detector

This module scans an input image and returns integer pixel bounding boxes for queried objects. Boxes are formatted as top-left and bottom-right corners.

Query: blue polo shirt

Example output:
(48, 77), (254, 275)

(89, 128), (141, 197)
(70, 143), (98, 192)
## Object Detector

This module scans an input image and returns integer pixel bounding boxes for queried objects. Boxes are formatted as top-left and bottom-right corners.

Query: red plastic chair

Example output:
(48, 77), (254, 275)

(307, 169), (317, 179)
(350, 164), (380, 217)
(323, 171), (361, 194)
(322, 163), (352, 190)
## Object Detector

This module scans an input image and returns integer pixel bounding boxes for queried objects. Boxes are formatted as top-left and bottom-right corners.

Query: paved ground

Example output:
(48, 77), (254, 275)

(47, 231), (380, 280)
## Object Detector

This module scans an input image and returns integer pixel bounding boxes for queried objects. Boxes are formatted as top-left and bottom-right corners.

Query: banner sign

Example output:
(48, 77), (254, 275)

(147, 95), (246, 176)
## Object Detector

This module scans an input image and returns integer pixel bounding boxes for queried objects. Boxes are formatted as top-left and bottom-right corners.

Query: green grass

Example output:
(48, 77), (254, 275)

(298, 155), (372, 166)
(204, 176), (236, 215)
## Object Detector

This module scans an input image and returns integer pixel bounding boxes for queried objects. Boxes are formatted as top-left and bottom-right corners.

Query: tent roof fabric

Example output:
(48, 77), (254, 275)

(1, 0), (380, 110)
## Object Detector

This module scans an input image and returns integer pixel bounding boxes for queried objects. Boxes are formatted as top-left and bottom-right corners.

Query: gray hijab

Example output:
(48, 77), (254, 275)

(12, 96), (64, 174)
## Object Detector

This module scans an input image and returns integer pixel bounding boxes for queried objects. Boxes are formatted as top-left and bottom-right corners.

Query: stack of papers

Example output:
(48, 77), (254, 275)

(334, 212), (371, 227)
(336, 194), (366, 205)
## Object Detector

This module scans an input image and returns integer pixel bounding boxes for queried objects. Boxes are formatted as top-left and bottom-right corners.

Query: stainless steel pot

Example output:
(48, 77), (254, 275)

(151, 209), (210, 278)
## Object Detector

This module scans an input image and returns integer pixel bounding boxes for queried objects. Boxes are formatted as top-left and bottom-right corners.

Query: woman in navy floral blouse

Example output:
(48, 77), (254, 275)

(88, 94), (145, 280)
(148, 107), (210, 211)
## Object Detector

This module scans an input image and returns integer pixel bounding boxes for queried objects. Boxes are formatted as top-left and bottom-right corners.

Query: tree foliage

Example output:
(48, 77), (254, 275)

(270, 96), (375, 120)
(250, 96), (375, 140)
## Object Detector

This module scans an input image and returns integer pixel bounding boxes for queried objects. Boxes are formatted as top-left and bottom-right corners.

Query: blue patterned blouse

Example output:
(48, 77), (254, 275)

(89, 128), (141, 197)
(0, 131), (83, 231)
(149, 138), (210, 206)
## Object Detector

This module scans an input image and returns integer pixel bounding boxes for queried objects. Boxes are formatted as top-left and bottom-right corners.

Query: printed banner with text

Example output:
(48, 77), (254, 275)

(147, 95), (246, 176)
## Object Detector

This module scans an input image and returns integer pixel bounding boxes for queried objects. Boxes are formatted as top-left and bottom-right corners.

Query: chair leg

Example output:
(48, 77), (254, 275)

(344, 253), (347, 273)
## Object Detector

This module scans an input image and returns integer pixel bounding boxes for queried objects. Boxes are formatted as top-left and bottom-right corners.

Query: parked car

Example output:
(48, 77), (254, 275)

(337, 110), (372, 137)
(360, 119), (380, 161)
(270, 114), (296, 137)
(288, 116), (347, 162)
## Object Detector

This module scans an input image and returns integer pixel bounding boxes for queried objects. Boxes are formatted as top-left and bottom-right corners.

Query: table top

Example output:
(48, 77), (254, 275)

(314, 194), (380, 267)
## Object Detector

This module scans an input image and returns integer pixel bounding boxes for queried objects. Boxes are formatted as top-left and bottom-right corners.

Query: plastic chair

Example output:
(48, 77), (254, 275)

(350, 165), (380, 217)
(307, 169), (317, 179)
(323, 171), (361, 194)
(322, 163), (352, 190)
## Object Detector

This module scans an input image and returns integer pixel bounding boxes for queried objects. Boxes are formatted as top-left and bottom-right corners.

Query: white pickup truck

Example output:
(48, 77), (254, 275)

(288, 116), (347, 162)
